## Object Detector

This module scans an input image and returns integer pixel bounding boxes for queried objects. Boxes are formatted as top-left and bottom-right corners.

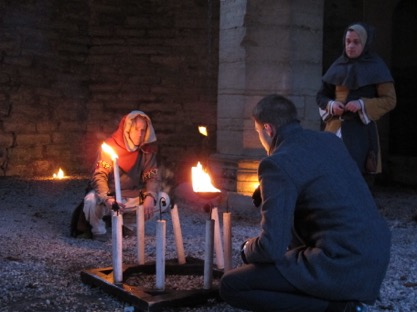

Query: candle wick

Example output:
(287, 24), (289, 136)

(112, 201), (120, 216)
(159, 197), (167, 221)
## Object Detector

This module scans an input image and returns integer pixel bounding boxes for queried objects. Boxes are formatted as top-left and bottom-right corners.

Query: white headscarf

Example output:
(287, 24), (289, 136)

(123, 110), (157, 152)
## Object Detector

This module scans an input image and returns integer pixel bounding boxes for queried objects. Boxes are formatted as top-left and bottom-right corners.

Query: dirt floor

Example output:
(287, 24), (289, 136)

(0, 176), (416, 312)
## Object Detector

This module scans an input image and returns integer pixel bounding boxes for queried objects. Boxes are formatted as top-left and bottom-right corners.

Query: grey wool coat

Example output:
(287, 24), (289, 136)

(244, 122), (391, 304)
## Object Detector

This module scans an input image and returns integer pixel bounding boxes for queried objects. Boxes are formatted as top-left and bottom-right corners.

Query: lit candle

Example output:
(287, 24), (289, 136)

(101, 143), (122, 202)
(211, 207), (224, 270)
(136, 205), (145, 265)
(170, 204), (186, 264)
(223, 211), (232, 272)
(113, 159), (122, 203)
(101, 142), (123, 283)
(155, 219), (166, 290)
(203, 217), (214, 289)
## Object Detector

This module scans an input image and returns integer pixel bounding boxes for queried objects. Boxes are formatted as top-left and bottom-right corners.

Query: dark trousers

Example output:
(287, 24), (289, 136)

(220, 263), (330, 312)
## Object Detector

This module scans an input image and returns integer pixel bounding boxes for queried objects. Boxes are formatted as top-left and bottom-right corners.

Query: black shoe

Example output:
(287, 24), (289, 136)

(345, 302), (367, 312)
(326, 301), (367, 312)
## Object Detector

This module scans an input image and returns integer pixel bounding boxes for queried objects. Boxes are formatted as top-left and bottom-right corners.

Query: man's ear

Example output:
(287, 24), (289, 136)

(264, 123), (275, 138)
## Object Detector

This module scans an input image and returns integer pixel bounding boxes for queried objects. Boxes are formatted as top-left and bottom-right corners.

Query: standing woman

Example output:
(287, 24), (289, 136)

(316, 22), (396, 182)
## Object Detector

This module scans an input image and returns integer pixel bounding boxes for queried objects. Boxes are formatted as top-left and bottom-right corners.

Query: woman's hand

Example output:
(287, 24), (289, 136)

(332, 101), (345, 116)
(345, 100), (361, 113)
(104, 197), (115, 210)
(104, 197), (126, 213)
(142, 195), (156, 220)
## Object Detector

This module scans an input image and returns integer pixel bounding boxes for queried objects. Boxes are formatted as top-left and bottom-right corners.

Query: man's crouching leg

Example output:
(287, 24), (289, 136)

(220, 264), (330, 312)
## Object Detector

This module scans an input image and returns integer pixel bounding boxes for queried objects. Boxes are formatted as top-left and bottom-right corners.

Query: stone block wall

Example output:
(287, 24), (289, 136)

(0, 0), (219, 184)
(213, 0), (324, 193)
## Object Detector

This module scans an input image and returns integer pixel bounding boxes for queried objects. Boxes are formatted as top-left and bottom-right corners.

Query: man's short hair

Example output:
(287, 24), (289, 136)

(252, 94), (298, 128)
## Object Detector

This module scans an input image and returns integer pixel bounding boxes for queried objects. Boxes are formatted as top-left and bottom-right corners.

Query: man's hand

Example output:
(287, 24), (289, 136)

(252, 186), (262, 208)
(240, 241), (249, 264)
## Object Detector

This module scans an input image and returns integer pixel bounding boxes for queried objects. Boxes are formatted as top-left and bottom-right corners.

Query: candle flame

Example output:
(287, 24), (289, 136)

(198, 126), (208, 137)
(53, 168), (65, 179)
(101, 142), (118, 160)
(191, 162), (220, 193)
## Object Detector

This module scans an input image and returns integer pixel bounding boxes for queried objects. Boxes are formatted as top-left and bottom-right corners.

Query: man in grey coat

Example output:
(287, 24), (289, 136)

(220, 94), (391, 312)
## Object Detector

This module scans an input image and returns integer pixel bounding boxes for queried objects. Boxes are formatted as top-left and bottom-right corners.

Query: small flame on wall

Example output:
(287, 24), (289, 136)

(191, 162), (220, 193)
(53, 168), (65, 179)
(198, 126), (208, 137)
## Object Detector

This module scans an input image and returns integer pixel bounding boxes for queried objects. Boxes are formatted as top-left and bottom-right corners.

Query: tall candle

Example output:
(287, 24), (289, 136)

(155, 219), (166, 290)
(101, 143), (123, 283)
(203, 218), (214, 290)
(111, 156), (122, 283)
(223, 211), (232, 272)
(136, 205), (145, 265)
(170, 204), (186, 264)
(113, 158), (122, 202)
(211, 207), (224, 270)
(112, 213), (123, 283)
(101, 143), (122, 202)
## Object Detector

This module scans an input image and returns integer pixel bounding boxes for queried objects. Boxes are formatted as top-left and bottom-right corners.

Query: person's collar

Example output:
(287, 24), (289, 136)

(268, 121), (301, 155)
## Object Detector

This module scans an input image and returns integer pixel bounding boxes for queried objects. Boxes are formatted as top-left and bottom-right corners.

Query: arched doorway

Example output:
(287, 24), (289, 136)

(390, 0), (417, 156)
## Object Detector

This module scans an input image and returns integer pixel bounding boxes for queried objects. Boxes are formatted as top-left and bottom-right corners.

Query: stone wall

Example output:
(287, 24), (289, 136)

(213, 0), (324, 194)
(0, 0), (219, 183)
(1, 0), (415, 189)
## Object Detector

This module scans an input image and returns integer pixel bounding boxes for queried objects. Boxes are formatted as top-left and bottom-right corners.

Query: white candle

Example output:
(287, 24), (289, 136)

(101, 143), (123, 283)
(155, 219), (166, 290)
(113, 157), (122, 203)
(111, 153), (122, 283)
(223, 211), (232, 272)
(203, 218), (214, 289)
(211, 207), (224, 270)
(111, 156), (123, 283)
(101, 143), (122, 202)
(112, 213), (123, 283)
(136, 205), (145, 265)
(170, 204), (186, 264)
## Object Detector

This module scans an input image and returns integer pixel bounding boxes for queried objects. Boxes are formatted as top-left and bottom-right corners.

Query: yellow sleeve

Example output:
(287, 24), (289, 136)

(363, 82), (396, 121)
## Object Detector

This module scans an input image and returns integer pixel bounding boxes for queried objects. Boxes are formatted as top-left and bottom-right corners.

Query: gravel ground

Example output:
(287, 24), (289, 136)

(0, 176), (416, 312)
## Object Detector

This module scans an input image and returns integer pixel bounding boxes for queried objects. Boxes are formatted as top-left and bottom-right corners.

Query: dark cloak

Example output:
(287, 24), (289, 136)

(320, 22), (394, 173)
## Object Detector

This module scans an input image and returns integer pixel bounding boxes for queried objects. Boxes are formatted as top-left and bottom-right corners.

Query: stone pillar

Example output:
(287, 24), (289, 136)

(211, 0), (324, 195)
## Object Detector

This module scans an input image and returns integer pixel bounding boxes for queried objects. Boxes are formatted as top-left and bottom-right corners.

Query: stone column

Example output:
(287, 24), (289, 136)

(211, 0), (324, 195)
